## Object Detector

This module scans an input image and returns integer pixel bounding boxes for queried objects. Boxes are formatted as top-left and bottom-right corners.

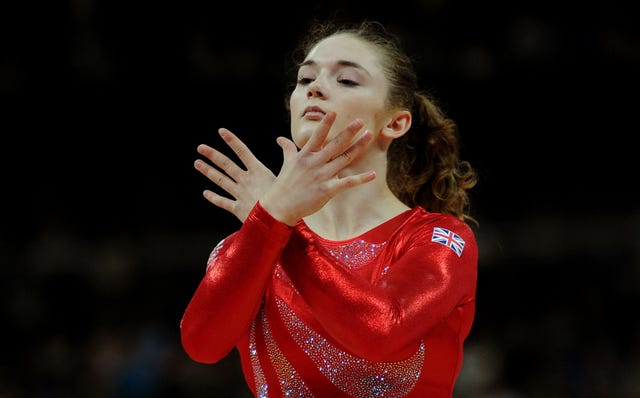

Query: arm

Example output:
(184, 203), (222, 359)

(183, 113), (373, 363)
(180, 202), (292, 363)
(280, 220), (477, 362)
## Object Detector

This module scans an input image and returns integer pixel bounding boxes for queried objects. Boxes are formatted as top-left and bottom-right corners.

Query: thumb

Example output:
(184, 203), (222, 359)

(276, 136), (298, 160)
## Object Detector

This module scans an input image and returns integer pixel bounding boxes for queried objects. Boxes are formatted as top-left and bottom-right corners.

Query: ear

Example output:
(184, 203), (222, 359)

(381, 110), (412, 139)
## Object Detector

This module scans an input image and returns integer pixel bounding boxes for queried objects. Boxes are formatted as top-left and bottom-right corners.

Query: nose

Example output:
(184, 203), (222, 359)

(307, 80), (325, 99)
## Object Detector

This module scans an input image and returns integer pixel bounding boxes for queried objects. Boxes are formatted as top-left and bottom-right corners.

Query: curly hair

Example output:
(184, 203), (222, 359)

(287, 20), (478, 224)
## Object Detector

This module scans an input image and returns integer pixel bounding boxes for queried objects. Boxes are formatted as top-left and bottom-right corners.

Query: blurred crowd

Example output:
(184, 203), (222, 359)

(1, 0), (638, 397)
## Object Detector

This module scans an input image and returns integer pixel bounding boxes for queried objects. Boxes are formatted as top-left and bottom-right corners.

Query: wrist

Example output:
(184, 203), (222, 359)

(259, 196), (299, 227)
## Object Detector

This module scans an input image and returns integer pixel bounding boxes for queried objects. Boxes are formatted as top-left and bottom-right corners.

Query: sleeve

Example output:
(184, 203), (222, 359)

(280, 217), (477, 362)
(180, 202), (293, 363)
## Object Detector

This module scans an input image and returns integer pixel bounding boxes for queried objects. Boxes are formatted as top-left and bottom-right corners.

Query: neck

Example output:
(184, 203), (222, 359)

(303, 179), (409, 241)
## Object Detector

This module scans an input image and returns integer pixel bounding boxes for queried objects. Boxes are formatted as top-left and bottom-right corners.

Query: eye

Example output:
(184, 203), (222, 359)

(297, 76), (313, 85)
(338, 78), (358, 86)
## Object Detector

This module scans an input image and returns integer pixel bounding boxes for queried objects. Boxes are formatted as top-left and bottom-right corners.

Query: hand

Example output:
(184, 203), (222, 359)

(195, 128), (276, 222)
(260, 111), (376, 226)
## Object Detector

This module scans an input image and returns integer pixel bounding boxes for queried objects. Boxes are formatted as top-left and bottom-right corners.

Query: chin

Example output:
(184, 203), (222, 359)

(291, 126), (313, 148)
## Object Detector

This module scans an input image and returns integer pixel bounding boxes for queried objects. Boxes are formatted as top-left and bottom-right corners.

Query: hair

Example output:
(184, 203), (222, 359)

(286, 20), (479, 225)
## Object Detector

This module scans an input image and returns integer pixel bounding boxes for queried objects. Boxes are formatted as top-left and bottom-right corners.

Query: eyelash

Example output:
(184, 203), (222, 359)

(339, 79), (358, 86)
(296, 77), (358, 87)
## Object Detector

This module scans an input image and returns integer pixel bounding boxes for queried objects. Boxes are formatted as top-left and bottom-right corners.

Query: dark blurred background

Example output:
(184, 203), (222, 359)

(1, 0), (638, 397)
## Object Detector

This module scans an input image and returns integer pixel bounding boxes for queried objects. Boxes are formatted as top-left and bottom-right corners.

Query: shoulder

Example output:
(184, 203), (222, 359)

(405, 207), (475, 237)
(399, 207), (478, 258)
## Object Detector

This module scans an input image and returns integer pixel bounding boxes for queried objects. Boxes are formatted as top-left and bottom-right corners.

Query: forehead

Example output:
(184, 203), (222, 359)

(305, 33), (383, 72)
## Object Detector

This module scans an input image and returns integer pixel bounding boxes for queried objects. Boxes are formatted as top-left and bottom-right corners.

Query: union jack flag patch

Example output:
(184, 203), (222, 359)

(431, 227), (465, 257)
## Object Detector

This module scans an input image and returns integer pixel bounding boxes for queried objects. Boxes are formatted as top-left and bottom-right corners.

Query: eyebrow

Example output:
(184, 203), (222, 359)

(299, 59), (371, 76)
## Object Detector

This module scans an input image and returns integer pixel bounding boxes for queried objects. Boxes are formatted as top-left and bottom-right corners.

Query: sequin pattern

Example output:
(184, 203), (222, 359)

(324, 240), (386, 270)
(274, 264), (298, 293)
(249, 318), (269, 398)
(262, 309), (315, 397)
(276, 298), (424, 397)
(206, 238), (225, 271)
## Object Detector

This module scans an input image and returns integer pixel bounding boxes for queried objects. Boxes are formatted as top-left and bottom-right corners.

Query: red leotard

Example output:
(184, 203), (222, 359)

(181, 201), (477, 398)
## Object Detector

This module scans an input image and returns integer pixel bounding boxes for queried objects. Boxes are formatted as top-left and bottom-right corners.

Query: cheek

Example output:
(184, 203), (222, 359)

(289, 92), (301, 126)
(335, 98), (381, 129)
(289, 89), (305, 114)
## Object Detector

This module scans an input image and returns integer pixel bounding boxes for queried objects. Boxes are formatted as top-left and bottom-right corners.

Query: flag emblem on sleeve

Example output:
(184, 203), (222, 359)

(431, 227), (465, 257)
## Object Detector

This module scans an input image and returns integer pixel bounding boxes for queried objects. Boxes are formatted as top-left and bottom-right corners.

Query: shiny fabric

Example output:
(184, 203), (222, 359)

(181, 202), (478, 398)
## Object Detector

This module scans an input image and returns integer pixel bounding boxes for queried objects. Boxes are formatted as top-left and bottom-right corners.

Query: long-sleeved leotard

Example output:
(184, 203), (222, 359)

(180, 201), (477, 398)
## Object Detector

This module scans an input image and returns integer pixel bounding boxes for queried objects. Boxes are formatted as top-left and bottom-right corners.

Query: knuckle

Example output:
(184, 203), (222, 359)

(236, 146), (247, 157)
(318, 183), (332, 195)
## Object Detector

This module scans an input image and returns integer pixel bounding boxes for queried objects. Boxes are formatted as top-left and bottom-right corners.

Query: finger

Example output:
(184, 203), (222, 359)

(194, 159), (240, 198)
(218, 128), (264, 171)
(329, 170), (377, 193)
(276, 136), (299, 162)
(319, 118), (365, 162)
(197, 143), (246, 183)
(202, 189), (237, 213)
(320, 129), (373, 177)
(304, 111), (336, 153)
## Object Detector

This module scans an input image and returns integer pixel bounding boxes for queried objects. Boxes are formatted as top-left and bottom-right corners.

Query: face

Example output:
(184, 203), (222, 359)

(289, 33), (391, 149)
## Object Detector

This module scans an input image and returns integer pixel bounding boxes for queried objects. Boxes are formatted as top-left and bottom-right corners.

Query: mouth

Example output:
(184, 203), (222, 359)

(302, 106), (326, 119)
